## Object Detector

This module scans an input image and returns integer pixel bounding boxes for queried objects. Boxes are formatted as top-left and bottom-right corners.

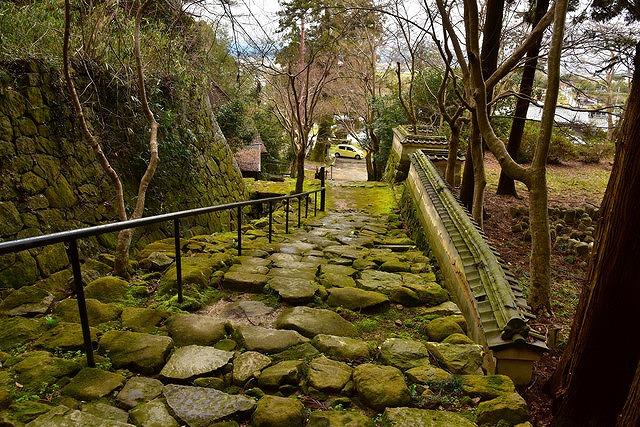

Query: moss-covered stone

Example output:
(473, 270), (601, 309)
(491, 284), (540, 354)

(0, 250), (39, 288)
(352, 364), (411, 410)
(0, 201), (23, 235)
(0, 114), (13, 140)
(252, 395), (305, 427)
(44, 174), (77, 208)
(99, 330), (173, 374)
(34, 321), (99, 351)
(424, 317), (465, 342)
(35, 243), (68, 276)
(383, 407), (476, 427)
(122, 307), (170, 333)
(307, 410), (374, 427)
(461, 374), (516, 400)
(84, 276), (130, 303)
(54, 298), (122, 325)
(0, 284), (54, 316)
(62, 367), (126, 400)
(476, 392), (530, 426)
(10, 351), (82, 391)
(0, 317), (47, 351)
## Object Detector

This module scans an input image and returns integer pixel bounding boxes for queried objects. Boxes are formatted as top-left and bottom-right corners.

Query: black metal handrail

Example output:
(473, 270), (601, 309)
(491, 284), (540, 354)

(0, 168), (326, 367)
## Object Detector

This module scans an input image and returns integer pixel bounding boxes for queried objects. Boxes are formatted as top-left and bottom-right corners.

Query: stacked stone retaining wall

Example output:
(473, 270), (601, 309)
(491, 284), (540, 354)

(0, 59), (247, 288)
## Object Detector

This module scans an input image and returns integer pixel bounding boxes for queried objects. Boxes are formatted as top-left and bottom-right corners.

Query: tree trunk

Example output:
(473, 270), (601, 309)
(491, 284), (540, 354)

(459, 143), (474, 211)
(550, 41), (640, 427)
(524, 0), (566, 314)
(460, 0), (504, 212)
(497, 0), (549, 196)
(470, 117), (485, 226)
(617, 360), (640, 427)
(445, 120), (461, 186)
(526, 167), (551, 313)
(295, 140), (306, 193)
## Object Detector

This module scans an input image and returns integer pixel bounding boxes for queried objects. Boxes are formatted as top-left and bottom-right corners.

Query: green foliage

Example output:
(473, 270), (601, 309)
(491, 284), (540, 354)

(573, 125), (614, 163)
(372, 95), (407, 176)
(0, 0), (65, 62)
(516, 122), (578, 164)
(216, 99), (256, 149)
(254, 107), (293, 175)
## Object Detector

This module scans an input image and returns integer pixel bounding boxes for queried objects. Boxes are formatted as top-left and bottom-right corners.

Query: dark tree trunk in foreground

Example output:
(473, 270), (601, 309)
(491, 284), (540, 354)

(496, 0), (549, 196)
(550, 42), (640, 427)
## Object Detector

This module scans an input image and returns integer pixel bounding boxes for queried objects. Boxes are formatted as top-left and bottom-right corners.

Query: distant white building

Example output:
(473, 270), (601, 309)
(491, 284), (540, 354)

(525, 104), (609, 129)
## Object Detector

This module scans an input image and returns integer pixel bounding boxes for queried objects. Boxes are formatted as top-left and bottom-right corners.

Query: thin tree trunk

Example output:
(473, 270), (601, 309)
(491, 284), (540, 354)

(459, 144), (474, 211)
(497, 0), (549, 196)
(295, 140), (306, 193)
(550, 41), (640, 427)
(445, 120), (461, 186)
(114, 0), (159, 277)
(526, 167), (551, 313)
(524, 0), (566, 313)
(470, 116), (485, 226)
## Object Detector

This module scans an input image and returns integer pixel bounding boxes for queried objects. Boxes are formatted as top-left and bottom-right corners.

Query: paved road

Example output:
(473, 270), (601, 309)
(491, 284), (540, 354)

(307, 157), (368, 181)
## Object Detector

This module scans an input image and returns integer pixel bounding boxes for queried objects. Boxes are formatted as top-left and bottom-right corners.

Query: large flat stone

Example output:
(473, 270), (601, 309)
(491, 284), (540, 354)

(327, 287), (388, 310)
(163, 385), (255, 427)
(233, 324), (309, 353)
(62, 367), (126, 400)
(269, 276), (318, 304)
(222, 271), (268, 293)
(311, 334), (371, 362)
(276, 306), (357, 338)
(99, 330), (173, 374)
(165, 313), (227, 346)
(160, 345), (233, 380)
(25, 405), (134, 427)
(356, 270), (403, 295)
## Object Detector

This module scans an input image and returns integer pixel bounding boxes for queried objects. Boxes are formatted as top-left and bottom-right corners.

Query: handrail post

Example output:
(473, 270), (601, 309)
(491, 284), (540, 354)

(285, 198), (290, 234)
(297, 195), (302, 228)
(314, 191), (317, 216)
(174, 219), (183, 304)
(305, 195), (309, 218)
(237, 205), (242, 256)
(320, 167), (326, 211)
(67, 240), (95, 367)
(268, 201), (273, 243)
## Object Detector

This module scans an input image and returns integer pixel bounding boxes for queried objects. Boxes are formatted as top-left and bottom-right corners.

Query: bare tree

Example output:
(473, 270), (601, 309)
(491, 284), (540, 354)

(64, 0), (159, 277)
(435, 0), (566, 313)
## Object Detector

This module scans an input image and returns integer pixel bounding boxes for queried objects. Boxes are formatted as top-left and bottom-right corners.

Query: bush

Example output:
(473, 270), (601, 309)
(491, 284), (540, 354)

(573, 125), (614, 164)
(517, 122), (578, 164)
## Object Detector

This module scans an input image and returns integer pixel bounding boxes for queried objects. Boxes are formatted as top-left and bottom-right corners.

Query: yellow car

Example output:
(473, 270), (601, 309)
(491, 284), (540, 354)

(329, 144), (365, 160)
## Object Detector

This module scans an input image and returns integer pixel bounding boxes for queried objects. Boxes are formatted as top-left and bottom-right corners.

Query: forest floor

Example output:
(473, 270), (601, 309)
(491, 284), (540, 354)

(482, 153), (612, 426)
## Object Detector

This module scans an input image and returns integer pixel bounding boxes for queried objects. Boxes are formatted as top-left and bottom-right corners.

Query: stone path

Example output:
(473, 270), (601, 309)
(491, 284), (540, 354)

(0, 181), (531, 426)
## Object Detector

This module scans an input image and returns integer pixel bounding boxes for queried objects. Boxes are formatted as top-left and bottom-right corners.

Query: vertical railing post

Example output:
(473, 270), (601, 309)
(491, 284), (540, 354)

(285, 198), (290, 234)
(298, 195), (302, 228)
(320, 166), (326, 211)
(174, 219), (183, 303)
(268, 201), (273, 243)
(67, 240), (95, 367)
(314, 191), (317, 216)
(237, 205), (242, 256)
(305, 195), (309, 218)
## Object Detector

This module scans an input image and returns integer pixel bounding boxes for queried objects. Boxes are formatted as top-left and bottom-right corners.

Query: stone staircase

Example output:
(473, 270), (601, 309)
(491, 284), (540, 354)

(0, 181), (531, 426)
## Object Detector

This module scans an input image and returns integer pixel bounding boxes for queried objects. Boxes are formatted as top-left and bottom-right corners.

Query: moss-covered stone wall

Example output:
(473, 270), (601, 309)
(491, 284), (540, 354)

(0, 59), (247, 288)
